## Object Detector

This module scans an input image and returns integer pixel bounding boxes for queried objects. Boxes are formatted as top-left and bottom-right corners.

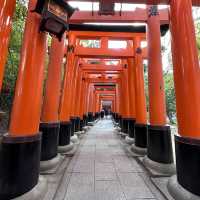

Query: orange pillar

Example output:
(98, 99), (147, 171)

(83, 78), (89, 125)
(127, 58), (136, 138)
(40, 37), (65, 163)
(78, 73), (87, 129)
(133, 37), (148, 151)
(121, 66), (130, 134)
(115, 83), (120, 123)
(87, 83), (95, 122)
(168, 0), (200, 197)
(59, 33), (76, 147)
(0, 0), (47, 198)
(69, 56), (80, 135)
(145, 5), (173, 167)
(147, 12), (166, 126)
(0, 0), (16, 91)
(73, 65), (83, 132)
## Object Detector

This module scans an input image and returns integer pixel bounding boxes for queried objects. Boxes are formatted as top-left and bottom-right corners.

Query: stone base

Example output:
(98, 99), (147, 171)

(167, 175), (200, 200)
(125, 146), (145, 158)
(120, 132), (127, 139)
(40, 154), (61, 174)
(131, 143), (147, 156)
(88, 122), (94, 126)
(58, 143), (74, 154)
(75, 131), (83, 137)
(71, 135), (79, 144)
(83, 126), (90, 132)
(125, 136), (135, 145)
(117, 127), (121, 132)
(143, 156), (176, 177)
(13, 176), (48, 200)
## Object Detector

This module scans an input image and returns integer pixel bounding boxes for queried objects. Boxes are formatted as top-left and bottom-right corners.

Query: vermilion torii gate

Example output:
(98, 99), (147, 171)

(0, 0), (200, 200)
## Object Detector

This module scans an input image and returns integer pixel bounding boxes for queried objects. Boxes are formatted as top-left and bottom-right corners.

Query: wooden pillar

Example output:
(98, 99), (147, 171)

(127, 58), (136, 138)
(132, 37), (148, 151)
(145, 5), (173, 169)
(121, 66), (130, 134)
(73, 65), (83, 132)
(87, 83), (94, 122)
(147, 9), (166, 126)
(83, 78), (89, 125)
(0, 0), (16, 91)
(59, 33), (76, 145)
(40, 37), (65, 164)
(168, 0), (200, 197)
(0, 0), (47, 198)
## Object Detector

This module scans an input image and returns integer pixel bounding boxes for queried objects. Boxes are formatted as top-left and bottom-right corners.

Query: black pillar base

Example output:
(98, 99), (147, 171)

(121, 118), (130, 134)
(128, 119), (136, 138)
(100, 111), (104, 119)
(70, 117), (76, 136)
(95, 112), (99, 120)
(75, 117), (80, 132)
(88, 112), (94, 122)
(135, 124), (148, 148)
(0, 134), (41, 200)
(147, 125), (173, 164)
(39, 122), (59, 161)
(119, 115), (122, 128)
(59, 121), (71, 146)
(83, 114), (87, 126)
(174, 136), (200, 196)
(115, 113), (119, 123)
(80, 119), (83, 131)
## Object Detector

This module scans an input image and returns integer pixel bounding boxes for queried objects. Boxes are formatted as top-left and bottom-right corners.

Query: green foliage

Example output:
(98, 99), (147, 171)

(164, 72), (176, 124)
(80, 39), (100, 48)
(0, 0), (27, 111)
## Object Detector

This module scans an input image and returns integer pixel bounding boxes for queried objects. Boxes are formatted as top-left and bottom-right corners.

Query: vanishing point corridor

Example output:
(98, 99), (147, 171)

(45, 119), (166, 200)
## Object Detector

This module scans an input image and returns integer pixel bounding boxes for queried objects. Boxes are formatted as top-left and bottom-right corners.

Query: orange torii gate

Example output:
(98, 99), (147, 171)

(0, 1), (200, 200)
(95, 90), (116, 112)
(66, 0), (200, 6)
(69, 8), (169, 24)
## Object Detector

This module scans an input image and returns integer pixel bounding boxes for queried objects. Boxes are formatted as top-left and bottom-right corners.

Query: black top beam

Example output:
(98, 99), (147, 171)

(69, 24), (169, 36)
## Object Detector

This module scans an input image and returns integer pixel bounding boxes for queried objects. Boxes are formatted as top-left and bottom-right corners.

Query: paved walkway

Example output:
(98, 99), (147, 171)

(46, 119), (166, 200)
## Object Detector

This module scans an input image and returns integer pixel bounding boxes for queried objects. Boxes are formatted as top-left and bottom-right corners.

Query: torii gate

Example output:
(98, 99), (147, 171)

(0, 1), (200, 200)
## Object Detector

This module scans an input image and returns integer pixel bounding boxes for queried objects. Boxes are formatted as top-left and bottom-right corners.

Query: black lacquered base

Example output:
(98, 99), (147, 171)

(147, 125), (173, 164)
(175, 136), (200, 196)
(88, 112), (94, 122)
(121, 118), (130, 134)
(75, 117), (80, 132)
(115, 113), (120, 123)
(40, 122), (60, 161)
(128, 119), (136, 138)
(70, 117), (76, 136)
(0, 134), (41, 200)
(83, 114), (87, 126)
(100, 111), (104, 119)
(80, 119), (83, 131)
(95, 112), (99, 120)
(119, 115), (122, 128)
(135, 124), (148, 148)
(59, 121), (71, 146)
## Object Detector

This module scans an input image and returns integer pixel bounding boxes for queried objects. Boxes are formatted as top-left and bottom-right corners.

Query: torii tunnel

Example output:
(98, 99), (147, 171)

(0, 0), (200, 199)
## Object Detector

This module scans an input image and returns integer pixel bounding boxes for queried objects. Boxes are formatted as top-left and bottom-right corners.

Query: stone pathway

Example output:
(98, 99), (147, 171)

(49, 119), (166, 200)
(44, 119), (169, 200)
